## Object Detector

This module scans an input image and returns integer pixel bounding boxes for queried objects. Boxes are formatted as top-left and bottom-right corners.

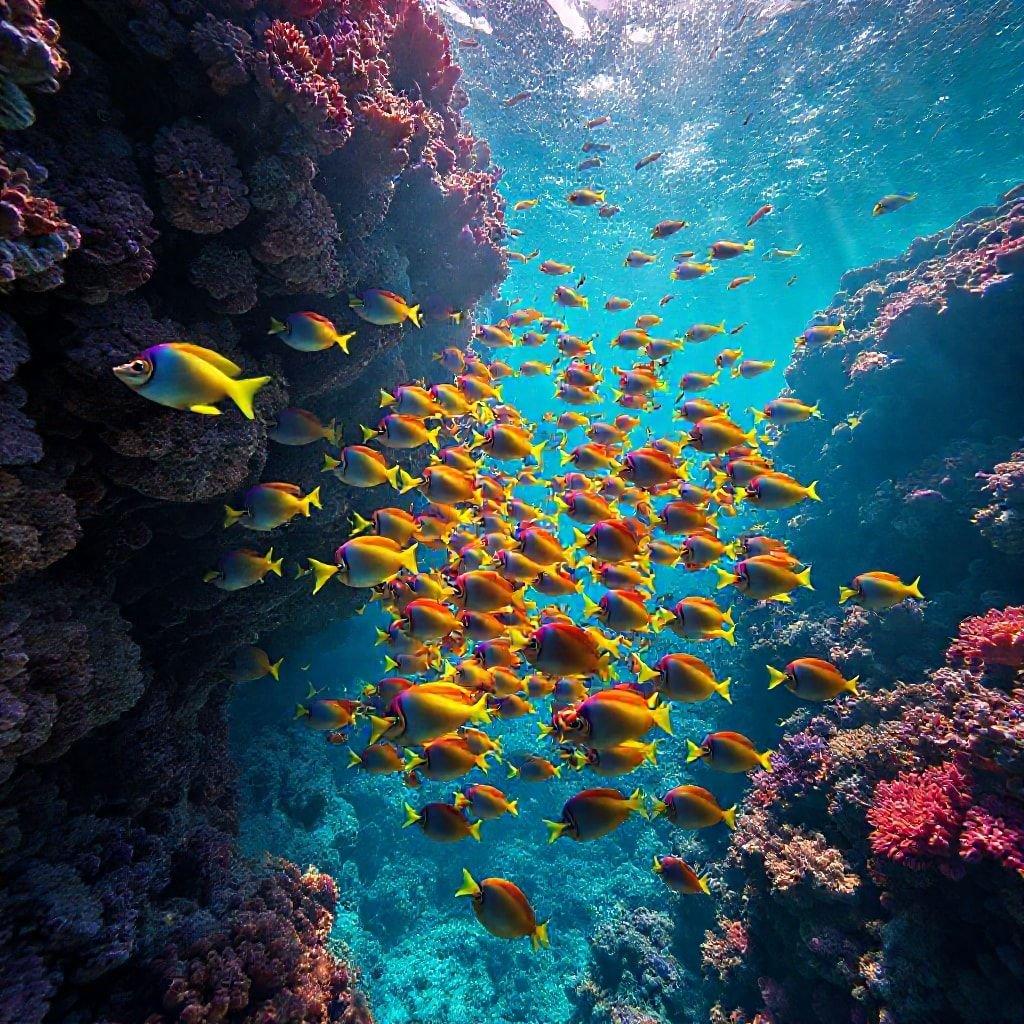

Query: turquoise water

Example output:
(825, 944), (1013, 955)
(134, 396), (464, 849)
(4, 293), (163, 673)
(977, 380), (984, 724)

(233, 2), (1024, 1021)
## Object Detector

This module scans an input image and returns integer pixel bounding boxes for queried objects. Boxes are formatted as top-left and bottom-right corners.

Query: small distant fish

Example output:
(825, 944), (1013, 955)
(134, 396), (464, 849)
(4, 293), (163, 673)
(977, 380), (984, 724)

(658, 294), (675, 306)
(746, 204), (772, 226)
(763, 244), (803, 261)
(728, 275), (755, 289)
(652, 855), (711, 895)
(578, 157), (603, 171)
(708, 239), (755, 259)
(872, 193), (917, 216)
(504, 91), (533, 107)
(635, 151), (663, 170)
(514, 198), (540, 211)
(268, 311), (355, 353)
(268, 408), (338, 446)
(540, 259), (574, 276)
(839, 571), (923, 609)
(651, 219), (686, 239)
(582, 141), (612, 153)
(742, 111), (752, 126)
(349, 289), (423, 327)
(224, 645), (282, 683)
(786, 274), (798, 286)
(204, 547), (283, 590)
(625, 250), (657, 268)
(729, 323), (746, 335)
(605, 296), (633, 311)
(598, 204), (621, 218)
(586, 115), (611, 128)
(568, 188), (606, 207)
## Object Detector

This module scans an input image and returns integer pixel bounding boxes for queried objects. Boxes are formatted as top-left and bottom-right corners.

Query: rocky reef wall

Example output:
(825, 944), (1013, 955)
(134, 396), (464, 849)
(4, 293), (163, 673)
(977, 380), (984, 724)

(572, 191), (1024, 1024)
(0, 2), (505, 1021)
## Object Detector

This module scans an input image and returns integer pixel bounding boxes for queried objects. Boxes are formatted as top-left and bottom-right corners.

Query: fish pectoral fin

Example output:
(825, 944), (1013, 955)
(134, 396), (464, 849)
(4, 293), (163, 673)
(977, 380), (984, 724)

(189, 404), (223, 416)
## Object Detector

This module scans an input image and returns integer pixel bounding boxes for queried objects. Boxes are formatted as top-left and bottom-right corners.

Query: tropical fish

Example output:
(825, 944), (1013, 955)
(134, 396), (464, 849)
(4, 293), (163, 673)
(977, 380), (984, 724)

(599, 204), (621, 218)
(308, 537), (418, 591)
(204, 547), (282, 590)
(224, 645), (282, 683)
(708, 239), (755, 259)
(839, 571), (923, 609)
(379, 384), (444, 417)
(294, 694), (360, 731)
(347, 742), (405, 774)
(455, 870), (548, 949)
(549, 688), (671, 749)
(633, 652), (731, 703)
(635, 151), (663, 170)
(508, 754), (561, 781)
(544, 787), (647, 842)
(553, 285), (589, 308)
(572, 740), (657, 776)
(349, 288), (422, 327)
(268, 408), (339, 446)
(113, 343), (270, 419)
(586, 115), (611, 128)
(652, 785), (736, 829)
(664, 596), (735, 644)
(746, 204), (772, 226)
(224, 483), (321, 531)
(540, 259), (574, 275)
(732, 358), (775, 378)
(767, 658), (860, 700)
(872, 193), (917, 216)
(405, 736), (491, 781)
(403, 802), (482, 842)
(686, 730), (771, 772)
(716, 555), (813, 602)
(371, 686), (491, 746)
(514, 198), (540, 211)
(572, 519), (645, 564)
(752, 398), (821, 424)
(605, 296), (633, 311)
(686, 321), (726, 342)
(670, 261), (715, 281)
(518, 622), (613, 680)
(652, 855), (710, 895)
(267, 312), (354, 353)
(741, 471), (819, 508)
(582, 589), (671, 633)
(795, 321), (845, 346)
(728, 275), (755, 289)
(504, 91), (533, 107)
(625, 250), (657, 267)
(651, 219), (686, 238)
(454, 784), (518, 819)
(763, 244), (803, 261)
(567, 188), (606, 207)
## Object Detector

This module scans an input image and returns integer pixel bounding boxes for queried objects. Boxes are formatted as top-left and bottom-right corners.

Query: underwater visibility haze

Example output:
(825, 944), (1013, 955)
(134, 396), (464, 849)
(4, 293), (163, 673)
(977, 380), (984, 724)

(2, 2), (1023, 1024)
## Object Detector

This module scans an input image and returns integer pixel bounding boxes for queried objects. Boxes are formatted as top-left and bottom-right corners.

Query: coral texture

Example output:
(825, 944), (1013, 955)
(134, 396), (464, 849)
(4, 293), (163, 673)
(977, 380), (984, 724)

(0, 1), (506, 1021)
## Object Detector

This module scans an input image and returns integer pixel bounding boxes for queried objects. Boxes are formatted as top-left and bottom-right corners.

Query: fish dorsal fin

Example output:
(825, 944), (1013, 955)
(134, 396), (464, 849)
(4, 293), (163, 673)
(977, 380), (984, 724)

(800, 657), (837, 673)
(866, 570), (902, 582)
(168, 343), (243, 378)
(260, 482), (302, 495)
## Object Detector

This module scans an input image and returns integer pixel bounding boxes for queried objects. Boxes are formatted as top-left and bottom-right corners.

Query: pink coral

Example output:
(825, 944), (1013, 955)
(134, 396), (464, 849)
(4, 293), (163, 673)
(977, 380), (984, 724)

(959, 798), (1024, 875)
(946, 605), (1024, 673)
(868, 762), (969, 875)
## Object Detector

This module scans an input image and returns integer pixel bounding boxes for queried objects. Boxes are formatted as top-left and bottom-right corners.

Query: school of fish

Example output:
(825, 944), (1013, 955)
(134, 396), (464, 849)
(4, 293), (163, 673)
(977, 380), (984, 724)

(111, 114), (923, 950)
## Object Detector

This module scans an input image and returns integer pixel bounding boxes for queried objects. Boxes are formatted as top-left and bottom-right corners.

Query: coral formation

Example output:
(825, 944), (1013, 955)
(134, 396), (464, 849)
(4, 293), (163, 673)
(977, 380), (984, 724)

(0, 1), (505, 1021)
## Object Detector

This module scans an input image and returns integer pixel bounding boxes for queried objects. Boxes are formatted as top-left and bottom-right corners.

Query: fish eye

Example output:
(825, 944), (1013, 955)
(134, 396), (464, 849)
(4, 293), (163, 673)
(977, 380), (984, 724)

(131, 359), (147, 372)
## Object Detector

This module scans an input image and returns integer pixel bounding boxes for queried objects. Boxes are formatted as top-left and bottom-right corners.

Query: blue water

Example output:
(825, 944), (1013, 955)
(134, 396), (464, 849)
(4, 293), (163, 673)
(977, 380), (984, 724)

(232, 2), (1024, 1021)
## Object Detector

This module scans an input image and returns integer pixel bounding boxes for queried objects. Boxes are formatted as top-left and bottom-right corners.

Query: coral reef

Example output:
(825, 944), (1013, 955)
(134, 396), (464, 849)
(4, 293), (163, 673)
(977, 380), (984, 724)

(0, 1), (505, 1021)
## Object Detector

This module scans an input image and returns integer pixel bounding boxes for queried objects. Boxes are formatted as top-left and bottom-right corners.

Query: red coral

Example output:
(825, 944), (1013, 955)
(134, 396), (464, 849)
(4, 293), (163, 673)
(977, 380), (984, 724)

(946, 605), (1024, 673)
(253, 20), (353, 153)
(960, 798), (1024, 875)
(868, 762), (970, 876)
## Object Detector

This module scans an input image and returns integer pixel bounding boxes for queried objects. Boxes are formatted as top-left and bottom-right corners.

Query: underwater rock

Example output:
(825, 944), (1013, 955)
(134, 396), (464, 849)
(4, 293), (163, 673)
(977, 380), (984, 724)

(0, 1), (505, 1020)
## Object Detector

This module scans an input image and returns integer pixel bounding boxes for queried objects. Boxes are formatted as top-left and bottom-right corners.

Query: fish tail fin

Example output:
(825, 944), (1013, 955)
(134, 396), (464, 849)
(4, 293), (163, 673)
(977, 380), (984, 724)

(699, 875), (712, 895)
(223, 506), (246, 528)
(507, 763), (520, 779)
(475, 754), (490, 773)
(231, 376), (272, 419)
(652, 856), (663, 874)
(716, 625), (737, 647)
(908, 576), (924, 600)
(651, 608), (675, 633)
(767, 665), (788, 689)
(384, 464), (401, 489)
(268, 317), (286, 335)
(404, 753), (426, 773)
(650, 701), (673, 737)
(838, 585), (857, 604)
(717, 319), (726, 331)
(837, 320), (846, 333)
(379, 389), (396, 408)
(630, 654), (660, 683)
(308, 558), (338, 594)
(455, 868), (480, 898)
(321, 452), (341, 472)
(294, 704), (309, 719)
(628, 788), (649, 819)
(325, 419), (340, 445)
(651, 798), (667, 818)
(743, 426), (757, 444)
(759, 750), (774, 772)
(796, 565), (814, 590)
(714, 568), (736, 590)
(581, 297), (589, 309)
(402, 803), (420, 828)
(369, 715), (395, 745)
(468, 693), (492, 725)
(531, 921), (550, 951)
(717, 677), (732, 703)
(810, 401), (822, 419)
(407, 304), (423, 328)
(269, 658), (283, 681)
(805, 480), (821, 501)
(722, 805), (737, 830)
(336, 332), (353, 354)
(349, 512), (372, 536)
(347, 750), (362, 768)
(643, 741), (658, 765)
(360, 424), (377, 442)
(383, 655), (398, 672)
(685, 739), (703, 763)
(531, 440), (547, 463)
(399, 544), (419, 574)
(266, 549), (284, 577)
(544, 819), (568, 844)
(581, 592), (601, 619)
(750, 407), (765, 422)
(398, 469), (422, 495)
(744, 239), (755, 250)
(304, 486), (322, 513)
(469, 819), (483, 842)
(426, 426), (441, 450)
(847, 675), (860, 696)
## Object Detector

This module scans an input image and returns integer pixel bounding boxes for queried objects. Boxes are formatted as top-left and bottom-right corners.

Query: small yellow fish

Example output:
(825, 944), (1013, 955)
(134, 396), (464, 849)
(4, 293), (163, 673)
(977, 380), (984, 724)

(839, 571), (923, 610)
